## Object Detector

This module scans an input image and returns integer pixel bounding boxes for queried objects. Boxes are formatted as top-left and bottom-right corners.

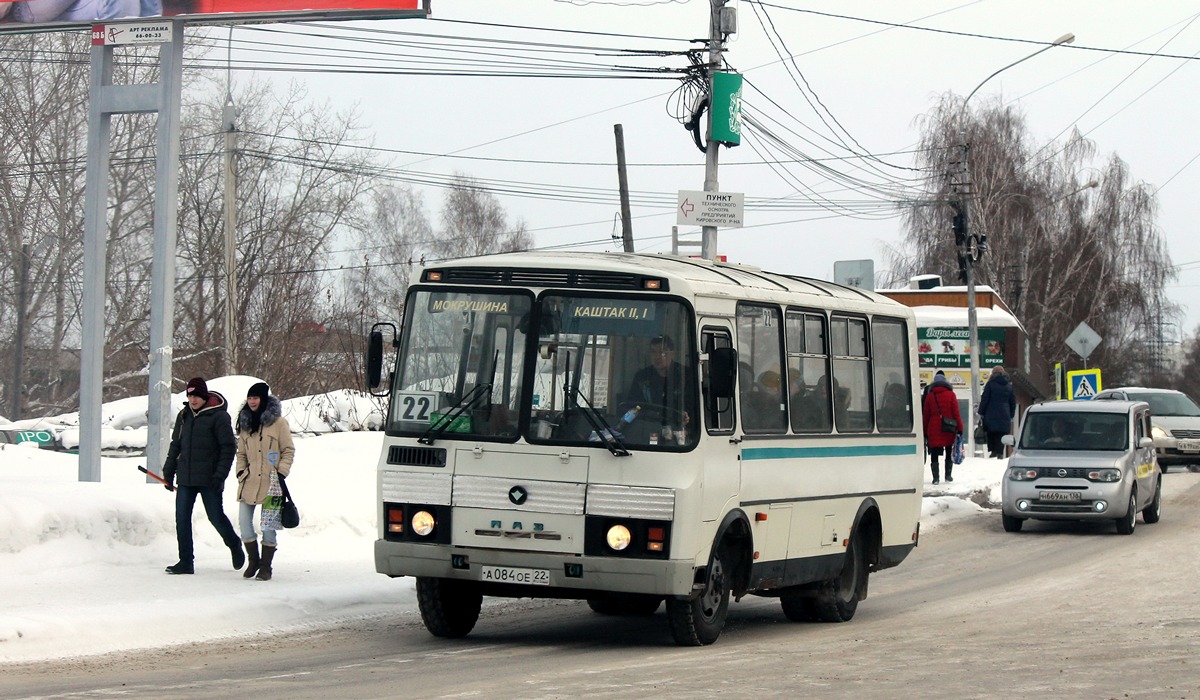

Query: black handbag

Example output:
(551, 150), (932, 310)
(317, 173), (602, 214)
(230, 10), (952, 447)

(940, 416), (958, 434)
(278, 474), (300, 529)
(974, 418), (987, 443)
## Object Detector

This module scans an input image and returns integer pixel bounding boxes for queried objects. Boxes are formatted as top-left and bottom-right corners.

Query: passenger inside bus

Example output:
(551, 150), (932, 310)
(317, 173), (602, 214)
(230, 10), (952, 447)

(788, 367), (828, 432)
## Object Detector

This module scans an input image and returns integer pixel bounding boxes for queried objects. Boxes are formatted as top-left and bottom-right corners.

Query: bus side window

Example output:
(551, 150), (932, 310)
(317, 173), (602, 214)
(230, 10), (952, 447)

(702, 329), (735, 433)
(737, 304), (786, 434)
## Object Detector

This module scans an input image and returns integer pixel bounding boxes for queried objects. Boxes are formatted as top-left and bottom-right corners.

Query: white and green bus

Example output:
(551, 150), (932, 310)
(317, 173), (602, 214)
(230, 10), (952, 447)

(366, 251), (922, 646)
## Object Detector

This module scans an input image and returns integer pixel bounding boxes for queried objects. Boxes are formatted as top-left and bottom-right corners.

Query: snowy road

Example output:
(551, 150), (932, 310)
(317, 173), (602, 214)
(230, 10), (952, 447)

(4, 472), (1198, 699)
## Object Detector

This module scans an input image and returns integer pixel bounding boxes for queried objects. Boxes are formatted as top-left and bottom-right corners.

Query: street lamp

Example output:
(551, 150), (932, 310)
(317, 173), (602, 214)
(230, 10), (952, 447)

(956, 32), (1074, 452)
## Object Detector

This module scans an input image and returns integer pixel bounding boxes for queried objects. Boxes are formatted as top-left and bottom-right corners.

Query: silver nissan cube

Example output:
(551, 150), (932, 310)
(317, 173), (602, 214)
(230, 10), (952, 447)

(1000, 400), (1162, 535)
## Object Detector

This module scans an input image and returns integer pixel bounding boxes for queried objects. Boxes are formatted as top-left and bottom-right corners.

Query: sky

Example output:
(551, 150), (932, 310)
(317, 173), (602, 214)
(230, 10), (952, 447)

(0, 379), (1001, 664)
(209, 0), (1200, 344)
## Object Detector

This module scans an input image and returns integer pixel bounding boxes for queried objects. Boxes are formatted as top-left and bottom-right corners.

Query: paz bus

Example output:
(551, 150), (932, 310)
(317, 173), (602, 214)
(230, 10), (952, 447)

(365, 251), (923, 646)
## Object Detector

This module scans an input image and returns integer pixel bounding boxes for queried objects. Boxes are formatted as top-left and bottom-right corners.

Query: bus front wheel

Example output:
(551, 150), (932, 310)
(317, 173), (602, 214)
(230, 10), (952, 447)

(666, 551), (730, 646)
(814, 535), (864, 623)
(416, 577), (482, 638)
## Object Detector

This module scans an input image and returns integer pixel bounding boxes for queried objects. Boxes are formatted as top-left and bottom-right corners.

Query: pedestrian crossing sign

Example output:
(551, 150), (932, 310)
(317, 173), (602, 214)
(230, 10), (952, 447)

(1067, 369), (1102, 400)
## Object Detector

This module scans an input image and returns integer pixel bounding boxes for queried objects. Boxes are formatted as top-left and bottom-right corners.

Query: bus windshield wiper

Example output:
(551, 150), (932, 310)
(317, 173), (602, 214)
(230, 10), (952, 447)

(418, 383), (490, 445)
(572, 387), (631, 457)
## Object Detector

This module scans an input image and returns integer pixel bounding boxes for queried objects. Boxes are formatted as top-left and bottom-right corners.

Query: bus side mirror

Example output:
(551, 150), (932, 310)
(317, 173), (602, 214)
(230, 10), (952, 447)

(366, 322), (397, 392)
(366, 331), (384, 389)
(709, 347), (737, 399)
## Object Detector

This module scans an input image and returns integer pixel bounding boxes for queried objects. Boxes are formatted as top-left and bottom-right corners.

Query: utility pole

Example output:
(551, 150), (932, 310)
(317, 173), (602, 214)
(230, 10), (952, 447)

(701, 0), (731, 261)
(614, 124), (634, 253)
(222, 96), (238, 375)
(9, 244), (30, 420)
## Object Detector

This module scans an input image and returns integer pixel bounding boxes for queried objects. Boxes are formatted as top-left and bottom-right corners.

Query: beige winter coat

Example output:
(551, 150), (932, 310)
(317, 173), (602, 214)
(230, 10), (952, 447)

(235, 396), (295, 505)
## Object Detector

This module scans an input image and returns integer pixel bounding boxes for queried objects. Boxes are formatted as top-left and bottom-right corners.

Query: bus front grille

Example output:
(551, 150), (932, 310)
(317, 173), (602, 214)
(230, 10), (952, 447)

(387, 445), (447, 468)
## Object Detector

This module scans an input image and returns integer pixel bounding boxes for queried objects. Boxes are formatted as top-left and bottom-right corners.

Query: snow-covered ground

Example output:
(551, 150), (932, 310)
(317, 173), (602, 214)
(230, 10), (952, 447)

(0, 381), (1007, 663)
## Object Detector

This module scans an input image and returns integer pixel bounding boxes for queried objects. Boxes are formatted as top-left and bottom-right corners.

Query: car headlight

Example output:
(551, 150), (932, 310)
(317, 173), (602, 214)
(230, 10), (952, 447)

(1087, 468), (1122, 482)
(1151, 425), (1168, 440)
(1007, 468), (1039, 481)
(411, 510), (436, 536)
(605, 524), (632, 551)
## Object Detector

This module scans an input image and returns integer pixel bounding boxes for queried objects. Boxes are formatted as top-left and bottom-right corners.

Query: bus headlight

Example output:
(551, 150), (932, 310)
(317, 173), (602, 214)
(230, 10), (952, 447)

(411, 510), (436, 537)
(606, 524), (632, 551)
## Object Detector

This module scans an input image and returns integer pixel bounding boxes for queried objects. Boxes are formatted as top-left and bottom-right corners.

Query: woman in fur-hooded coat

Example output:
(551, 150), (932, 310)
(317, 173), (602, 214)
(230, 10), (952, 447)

(234, 382), (295, 580)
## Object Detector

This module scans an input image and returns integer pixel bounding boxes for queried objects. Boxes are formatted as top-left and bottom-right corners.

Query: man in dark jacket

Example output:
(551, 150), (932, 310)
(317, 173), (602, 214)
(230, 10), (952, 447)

(978, 366), (1017, 458)
(162, 377), (245, 575)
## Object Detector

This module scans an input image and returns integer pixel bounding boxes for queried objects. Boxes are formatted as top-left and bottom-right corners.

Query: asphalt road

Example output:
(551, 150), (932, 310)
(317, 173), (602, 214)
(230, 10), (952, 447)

(5, 472), (1200, 700)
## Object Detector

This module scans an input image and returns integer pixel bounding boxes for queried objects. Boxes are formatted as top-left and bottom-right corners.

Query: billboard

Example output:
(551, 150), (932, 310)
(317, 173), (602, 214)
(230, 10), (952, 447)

(917, 327), (1006, 369)
(1, 0), (426, 32)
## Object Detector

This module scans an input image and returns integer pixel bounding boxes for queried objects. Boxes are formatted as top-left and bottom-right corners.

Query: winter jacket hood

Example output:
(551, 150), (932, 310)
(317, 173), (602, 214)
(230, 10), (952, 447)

(237, 395), (284, 433)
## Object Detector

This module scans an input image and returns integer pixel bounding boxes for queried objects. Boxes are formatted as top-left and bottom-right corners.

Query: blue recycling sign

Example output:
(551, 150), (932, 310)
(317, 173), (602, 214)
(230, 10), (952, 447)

(1067, 369), (1102, 400)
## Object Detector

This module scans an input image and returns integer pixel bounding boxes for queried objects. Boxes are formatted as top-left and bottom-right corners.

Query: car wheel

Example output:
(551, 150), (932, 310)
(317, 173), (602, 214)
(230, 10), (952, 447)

(416, 577), (482, 638)
(1002, 514), (1024, 533)
(1114, 491), (1137, 535)
(1142, 478), (1162, 524)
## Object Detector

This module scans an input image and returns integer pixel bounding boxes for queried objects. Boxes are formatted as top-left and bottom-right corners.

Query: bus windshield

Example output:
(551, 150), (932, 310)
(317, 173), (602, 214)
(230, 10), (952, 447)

(529, 294), (696, 449)
(389, 289), (532, 440)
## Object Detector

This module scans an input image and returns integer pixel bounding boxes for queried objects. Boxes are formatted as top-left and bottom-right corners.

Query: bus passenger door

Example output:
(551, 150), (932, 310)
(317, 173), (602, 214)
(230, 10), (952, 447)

(700, 323), (740, 522)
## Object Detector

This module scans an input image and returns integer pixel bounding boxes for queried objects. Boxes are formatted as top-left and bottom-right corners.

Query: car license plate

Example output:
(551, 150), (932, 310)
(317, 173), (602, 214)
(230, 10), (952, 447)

(479, 566), (550, 586)
(1039, 491), (1081, 502)
(1176, 439), (1200, 452)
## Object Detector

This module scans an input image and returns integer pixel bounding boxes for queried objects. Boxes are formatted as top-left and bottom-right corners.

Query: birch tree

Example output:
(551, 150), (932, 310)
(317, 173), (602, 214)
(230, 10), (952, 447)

(893, 94), (1177, 384)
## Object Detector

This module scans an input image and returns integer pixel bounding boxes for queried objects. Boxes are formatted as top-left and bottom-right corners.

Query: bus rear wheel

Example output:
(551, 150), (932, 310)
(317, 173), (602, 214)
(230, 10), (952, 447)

(416, 577), (482, 638)
(666, 551), (730, 646)
(814, 535), (864, 623)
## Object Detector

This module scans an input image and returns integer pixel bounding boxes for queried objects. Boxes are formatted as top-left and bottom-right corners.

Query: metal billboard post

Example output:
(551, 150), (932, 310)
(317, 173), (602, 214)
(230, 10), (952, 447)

(79, 22), (184, 482)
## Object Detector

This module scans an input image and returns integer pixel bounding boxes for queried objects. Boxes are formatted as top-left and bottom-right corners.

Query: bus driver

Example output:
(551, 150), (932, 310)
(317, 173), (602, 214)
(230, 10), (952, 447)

(625, 334), (692, 442)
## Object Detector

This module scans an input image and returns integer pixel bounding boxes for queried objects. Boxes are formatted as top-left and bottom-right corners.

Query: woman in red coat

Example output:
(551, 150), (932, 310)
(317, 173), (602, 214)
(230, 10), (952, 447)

(922, 370), (963, 484)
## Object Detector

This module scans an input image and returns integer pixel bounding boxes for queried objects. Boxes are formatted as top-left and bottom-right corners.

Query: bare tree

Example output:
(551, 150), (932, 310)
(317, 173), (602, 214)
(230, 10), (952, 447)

(347, 183), (432, 323)
(893, 94), (1177, 385)
(176, 80), (379, 398)
(431, 173), (532, 261)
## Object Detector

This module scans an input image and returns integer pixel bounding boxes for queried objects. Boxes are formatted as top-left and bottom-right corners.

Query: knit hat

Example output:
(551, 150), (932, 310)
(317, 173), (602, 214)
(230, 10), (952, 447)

(185, 377), (209, 400)
(247, 382), (270, 401)
(935, 370), (945, 376)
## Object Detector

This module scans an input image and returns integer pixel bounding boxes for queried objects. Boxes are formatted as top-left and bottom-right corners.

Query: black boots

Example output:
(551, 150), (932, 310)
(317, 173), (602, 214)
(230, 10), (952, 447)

(230, 541), (246, 570)
(256, 544), (276, 581)
(165, 561), (194, 575)
(945, 464), (954, 483)
(243, 540), (261, 579)
(931, 464), (940, 485)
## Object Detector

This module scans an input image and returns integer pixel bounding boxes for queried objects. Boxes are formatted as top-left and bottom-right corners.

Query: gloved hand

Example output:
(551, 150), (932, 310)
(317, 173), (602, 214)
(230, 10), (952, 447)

(164, 483), (174, 491)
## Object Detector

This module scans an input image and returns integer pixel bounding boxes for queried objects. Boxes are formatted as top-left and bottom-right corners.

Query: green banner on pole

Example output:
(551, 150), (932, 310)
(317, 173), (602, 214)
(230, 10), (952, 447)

(710, 72), (743, 146)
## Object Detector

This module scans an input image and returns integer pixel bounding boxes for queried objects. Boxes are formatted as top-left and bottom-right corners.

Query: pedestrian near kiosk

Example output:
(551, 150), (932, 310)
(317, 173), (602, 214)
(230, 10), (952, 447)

(235, 382), (295, 581)
(922, 370), (962, 484)
(978, 366), (1017, 458)
(162, 377), (245, 575)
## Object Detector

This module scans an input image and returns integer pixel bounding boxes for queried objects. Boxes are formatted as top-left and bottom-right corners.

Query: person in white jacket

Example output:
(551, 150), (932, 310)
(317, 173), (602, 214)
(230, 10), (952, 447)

(234, 382), (295, 581)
